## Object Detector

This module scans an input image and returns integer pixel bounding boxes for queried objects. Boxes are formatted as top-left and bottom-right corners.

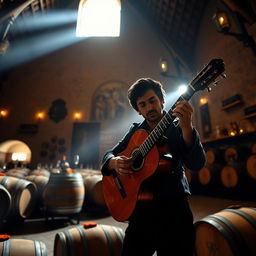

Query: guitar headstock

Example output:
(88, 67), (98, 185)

(190, 59), (225, 92)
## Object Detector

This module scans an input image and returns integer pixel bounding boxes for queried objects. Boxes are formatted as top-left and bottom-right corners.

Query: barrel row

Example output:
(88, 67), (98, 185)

(0, 223), (125, 256)
(186, 162), (256, 188)
(2, 206), (255, 256)
(0, 169), (107, 222)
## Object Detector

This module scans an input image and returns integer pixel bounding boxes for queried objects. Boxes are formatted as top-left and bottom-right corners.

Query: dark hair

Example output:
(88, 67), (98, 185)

(127, 78), (166, 111)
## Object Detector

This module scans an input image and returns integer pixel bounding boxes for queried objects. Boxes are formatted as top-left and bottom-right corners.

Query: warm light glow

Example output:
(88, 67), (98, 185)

(36, 112), (45, 120)
(76, 0), (121, 37)
(218, 16), (225, 25)
(177, 85), (187, 95)
(0, 109), (8, 117)
(230, 131), (236, 136)
(74, 112), (82, 120)
(213, 11), (230, 33)
(12, 153), (27, 161)
(239, 128), (244, 134)
(160, 59), (168, 73)
(200, 98), (207, 104)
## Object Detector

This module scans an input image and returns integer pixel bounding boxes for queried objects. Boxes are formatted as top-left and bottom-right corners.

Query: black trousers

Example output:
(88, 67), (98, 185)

(121, 195), (195, 256)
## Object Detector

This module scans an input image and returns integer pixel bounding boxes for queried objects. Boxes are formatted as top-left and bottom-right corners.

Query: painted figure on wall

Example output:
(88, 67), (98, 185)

(91, 81), (128, 121)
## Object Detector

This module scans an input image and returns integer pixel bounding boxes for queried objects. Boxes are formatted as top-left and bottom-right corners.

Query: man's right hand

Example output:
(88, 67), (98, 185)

(108, 156), (133, 175)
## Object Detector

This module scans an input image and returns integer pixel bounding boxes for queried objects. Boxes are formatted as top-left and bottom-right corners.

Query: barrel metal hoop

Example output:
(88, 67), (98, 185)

(40, 241), (48, 256)
(63, 229), (76, 256)
(101, 225), (115, 256)
(76, 225), (90, 255)
(112, 226), (124, 245)
(0, 176), (9, 187)
(208, 214), (250, 256)
(222, 209), (256, 230)
(34, 240), (41, 256)
(3, 239), (11, 256)
(198, 217), (240, 256)
(58, 232), (68, 256)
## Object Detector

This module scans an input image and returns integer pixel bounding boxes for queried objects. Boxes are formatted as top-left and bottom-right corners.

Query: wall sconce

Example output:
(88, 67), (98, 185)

(200, 98), (208, 105)
(213, 10), (256, 55)
(159, 58), (169, 75)
(0, 109), (8, 118)
(159, 58), (188, 87)
(36, 112), (45, 121)
(74, 112), (82, 121)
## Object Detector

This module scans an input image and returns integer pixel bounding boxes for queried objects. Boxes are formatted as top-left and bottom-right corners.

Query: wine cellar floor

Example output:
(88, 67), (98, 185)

(2, 194), (256, 256)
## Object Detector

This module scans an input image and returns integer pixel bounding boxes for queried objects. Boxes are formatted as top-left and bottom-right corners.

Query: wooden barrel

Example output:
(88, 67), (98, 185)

(79, 169), (101, 179)
(194, 206), (256, 256)
(206, 148), (225, 164)
(251, 143), (256, 154)
(43, 172), (85, 215)
(184, 168), (195, 184)
(30, 169), (50, 177)
(223, 146), (250, 163)
(25, 175), (49, 201)
(83, 174), (108, 214)
(246, 154), (256, 180)
(54, 223), (124, 256)
(0, 176), (37, 219)
(6, 168), (30, 178)
(220, 163), (245, 188)
(198, 164), (221, 186)
(0, 238), (47, 255)
(0, 184), (11, 220)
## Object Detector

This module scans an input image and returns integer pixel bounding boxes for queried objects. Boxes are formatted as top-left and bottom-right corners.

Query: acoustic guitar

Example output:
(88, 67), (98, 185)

(102, 59), (225, 221)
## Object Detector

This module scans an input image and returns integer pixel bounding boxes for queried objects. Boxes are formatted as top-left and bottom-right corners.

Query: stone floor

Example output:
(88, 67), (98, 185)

(1, 194), (256, 255)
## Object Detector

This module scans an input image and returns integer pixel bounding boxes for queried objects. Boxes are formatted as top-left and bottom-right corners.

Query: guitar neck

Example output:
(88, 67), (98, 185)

(137, 58), (225, 157)
(139, 86), (196, 157)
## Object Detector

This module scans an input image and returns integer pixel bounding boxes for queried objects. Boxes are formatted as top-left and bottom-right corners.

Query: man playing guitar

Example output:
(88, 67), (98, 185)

(101, 78), (206, 256)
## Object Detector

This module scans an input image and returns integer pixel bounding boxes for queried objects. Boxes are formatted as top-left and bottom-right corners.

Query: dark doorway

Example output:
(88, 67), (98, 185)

(71, 122), (101, 169)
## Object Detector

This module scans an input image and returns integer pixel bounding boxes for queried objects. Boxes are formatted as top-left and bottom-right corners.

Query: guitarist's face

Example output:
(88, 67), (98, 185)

(136, 89), (164, 124)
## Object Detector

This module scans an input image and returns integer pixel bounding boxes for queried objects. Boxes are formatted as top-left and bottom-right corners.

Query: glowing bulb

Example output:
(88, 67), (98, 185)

(219, 16), (225, 25)
(37, 112), (45, 119)
(200, 98), (207, 104)
(74, 112), (82, 120)
(0, 109), (8, 117)
(230, 131), (235, 136)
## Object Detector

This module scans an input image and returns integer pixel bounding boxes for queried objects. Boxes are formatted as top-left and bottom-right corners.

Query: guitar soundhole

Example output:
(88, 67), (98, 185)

(131, 148), (144, 172)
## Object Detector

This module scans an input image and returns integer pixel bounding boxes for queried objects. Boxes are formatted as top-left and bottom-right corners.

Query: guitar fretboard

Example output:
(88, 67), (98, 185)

(138, 90), (194, 157)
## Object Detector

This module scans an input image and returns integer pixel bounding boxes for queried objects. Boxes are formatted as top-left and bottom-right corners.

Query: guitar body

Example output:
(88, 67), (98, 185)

(102, 129), (159, 221)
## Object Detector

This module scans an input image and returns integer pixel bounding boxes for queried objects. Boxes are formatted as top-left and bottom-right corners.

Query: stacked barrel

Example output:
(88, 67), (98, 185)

(187, 142), (256, 199)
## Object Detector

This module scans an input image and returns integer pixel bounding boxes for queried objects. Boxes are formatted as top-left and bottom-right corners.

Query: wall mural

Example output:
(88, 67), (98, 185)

(91, 80), (128, 122)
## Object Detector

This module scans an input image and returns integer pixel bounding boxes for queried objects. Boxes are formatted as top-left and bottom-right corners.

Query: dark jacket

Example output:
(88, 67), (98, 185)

(101, 119), (206, 198)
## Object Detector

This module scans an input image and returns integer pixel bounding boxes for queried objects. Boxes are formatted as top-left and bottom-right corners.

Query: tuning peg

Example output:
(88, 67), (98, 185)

(221, 73), (227, 79)
(206, 87), (212, 92)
